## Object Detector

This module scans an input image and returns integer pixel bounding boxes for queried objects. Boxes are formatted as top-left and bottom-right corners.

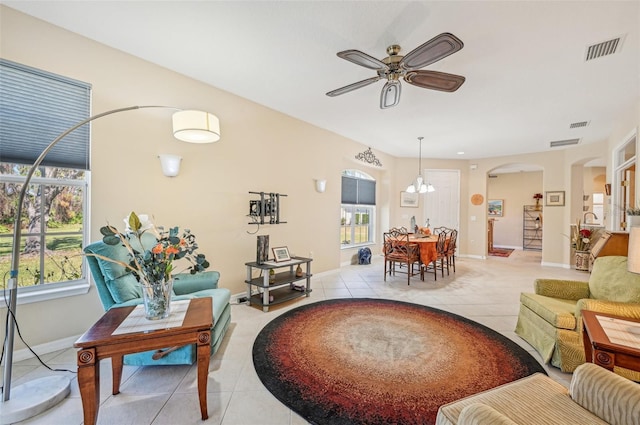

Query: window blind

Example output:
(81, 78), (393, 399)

(341, 176), (376, 205)
(0, 59), (92, 170)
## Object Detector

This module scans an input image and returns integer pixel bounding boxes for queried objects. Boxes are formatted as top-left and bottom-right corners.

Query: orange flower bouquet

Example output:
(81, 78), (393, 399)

(96, 212), (209, 319)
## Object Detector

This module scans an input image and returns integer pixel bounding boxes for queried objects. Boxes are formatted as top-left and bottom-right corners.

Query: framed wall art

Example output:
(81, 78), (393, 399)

(272, 246), (291, 262)
(488, 199), (504, 217)
(545, 191), (565, 206)
(400, 191), (419, 208)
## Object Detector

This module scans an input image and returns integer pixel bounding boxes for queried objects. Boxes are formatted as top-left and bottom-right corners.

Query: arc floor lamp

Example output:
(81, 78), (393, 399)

(1, 105), (219, 423)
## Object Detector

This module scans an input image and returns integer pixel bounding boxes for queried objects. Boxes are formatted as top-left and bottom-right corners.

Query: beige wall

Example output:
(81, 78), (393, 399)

(488, 172), (543, 248)
(1, 6), (639, 351)
(1, 7), (400, 349)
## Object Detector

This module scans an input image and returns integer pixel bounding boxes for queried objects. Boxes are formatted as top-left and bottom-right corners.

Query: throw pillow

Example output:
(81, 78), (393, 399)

(106, 273), (142, 304)
(589, 256), (640, 303)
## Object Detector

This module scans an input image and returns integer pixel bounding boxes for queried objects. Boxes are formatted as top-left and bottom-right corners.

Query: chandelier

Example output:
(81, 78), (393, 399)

(406, 136), (435, 194)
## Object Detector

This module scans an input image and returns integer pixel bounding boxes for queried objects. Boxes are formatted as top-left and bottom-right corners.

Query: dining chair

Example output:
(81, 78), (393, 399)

(422, 231), (449, 280)
(433, 226), (449, 235)
(446, 229), (458, 273)
(383, 227), (421, 285)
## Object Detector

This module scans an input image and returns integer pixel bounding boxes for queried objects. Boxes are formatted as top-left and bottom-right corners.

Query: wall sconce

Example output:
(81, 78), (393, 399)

(158, 154), (182, 177)
(315, 179), (327, 193)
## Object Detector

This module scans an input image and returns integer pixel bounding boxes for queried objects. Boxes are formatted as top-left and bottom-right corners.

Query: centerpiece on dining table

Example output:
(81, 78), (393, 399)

(97, 212), (209, 319)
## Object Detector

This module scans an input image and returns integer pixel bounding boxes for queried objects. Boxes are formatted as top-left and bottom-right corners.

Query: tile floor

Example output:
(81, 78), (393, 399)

(13, 250), (586, 424)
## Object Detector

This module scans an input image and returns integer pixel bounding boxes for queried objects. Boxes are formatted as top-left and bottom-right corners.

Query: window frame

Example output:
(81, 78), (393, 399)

(340, 170), (376, 249)
(0, 59), (92, 305)
(0, 169), (91, 305)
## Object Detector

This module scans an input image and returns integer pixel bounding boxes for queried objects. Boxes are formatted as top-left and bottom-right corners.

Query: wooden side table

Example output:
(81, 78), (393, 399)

(581, 310), (640, 373)
(74, 298), (213, 425)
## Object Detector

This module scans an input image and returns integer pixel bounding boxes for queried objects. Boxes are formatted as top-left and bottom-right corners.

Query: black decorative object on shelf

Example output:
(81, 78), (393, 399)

(256, 235), (269, 265)
(248, 191), (287, 225)
(355, 147), (382, 167)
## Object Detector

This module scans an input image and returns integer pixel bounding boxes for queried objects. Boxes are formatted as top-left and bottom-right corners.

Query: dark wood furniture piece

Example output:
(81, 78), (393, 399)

(582, 310), (640, 373)
(245, 257), (312, 312)
(422, 231), (449, 281)
(383, 227), (421, 285)
(74, 298), (213, 425)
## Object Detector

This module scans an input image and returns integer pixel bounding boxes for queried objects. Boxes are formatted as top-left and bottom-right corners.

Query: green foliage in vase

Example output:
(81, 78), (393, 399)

(94, 212), (209, 285)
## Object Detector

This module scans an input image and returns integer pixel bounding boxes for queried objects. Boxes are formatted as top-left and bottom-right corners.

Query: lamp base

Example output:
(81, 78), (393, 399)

(0, 375), (70, 424)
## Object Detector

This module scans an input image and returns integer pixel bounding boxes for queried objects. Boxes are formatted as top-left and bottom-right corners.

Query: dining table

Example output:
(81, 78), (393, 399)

(407, 234), (441, 266)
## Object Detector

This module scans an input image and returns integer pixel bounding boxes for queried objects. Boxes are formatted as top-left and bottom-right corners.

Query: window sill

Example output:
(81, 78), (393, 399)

(340, 242), (376, 251)
(1, 280), (90, 307)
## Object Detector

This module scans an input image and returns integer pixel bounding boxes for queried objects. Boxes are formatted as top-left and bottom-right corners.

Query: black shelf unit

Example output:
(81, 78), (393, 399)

(523, 205), (542, 251)
(244, 257), (312, 312)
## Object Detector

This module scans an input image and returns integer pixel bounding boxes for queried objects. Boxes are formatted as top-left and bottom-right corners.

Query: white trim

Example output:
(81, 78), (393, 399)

(12, 335), (80, 362)
(0, 281), (90, 307)
(541, 261), (569, 269)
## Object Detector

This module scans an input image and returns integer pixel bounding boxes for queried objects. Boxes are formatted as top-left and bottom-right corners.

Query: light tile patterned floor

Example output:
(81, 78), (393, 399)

(14, 251), (586, 424)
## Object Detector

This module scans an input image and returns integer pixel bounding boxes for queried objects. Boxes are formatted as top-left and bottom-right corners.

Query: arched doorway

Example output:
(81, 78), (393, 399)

(486, 163), (543, 258)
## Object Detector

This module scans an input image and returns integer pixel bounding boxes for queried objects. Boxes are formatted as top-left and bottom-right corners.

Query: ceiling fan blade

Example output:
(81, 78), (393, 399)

(337, 50), (389, 71)
(404, 70), (465, 92)
(400, 33), (464, 70)
(326, 76), (381, 97)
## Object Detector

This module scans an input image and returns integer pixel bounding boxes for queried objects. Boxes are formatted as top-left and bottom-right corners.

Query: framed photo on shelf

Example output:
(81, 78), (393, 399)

(272, 246), (291, 262)
(488, 199), (504, 217)
(545, 191), (565, 206)
(400, 191), (419, 208)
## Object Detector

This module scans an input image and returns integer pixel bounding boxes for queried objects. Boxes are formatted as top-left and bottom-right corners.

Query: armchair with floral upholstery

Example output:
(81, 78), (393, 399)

(84, 233), (231, 366)
(515, 255), (640, 380)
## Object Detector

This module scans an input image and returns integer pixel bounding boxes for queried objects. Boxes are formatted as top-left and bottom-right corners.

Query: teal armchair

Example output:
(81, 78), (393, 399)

(84, 237), (231, 366)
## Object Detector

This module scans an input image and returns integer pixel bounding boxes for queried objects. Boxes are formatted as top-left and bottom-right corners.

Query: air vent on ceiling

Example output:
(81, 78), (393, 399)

(550, 138), (581, 148)
(569, 121), (589, 129)
(488, 174), (498, 178)
(585, 36), (624, 61)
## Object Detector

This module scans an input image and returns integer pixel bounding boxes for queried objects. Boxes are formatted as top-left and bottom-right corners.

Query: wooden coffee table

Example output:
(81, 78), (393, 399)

(74, 298), (213, 425)
(581, 310), (640, 373)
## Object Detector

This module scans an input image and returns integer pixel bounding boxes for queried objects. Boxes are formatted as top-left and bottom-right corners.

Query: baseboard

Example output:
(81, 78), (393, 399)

(541, 261), (570, 269)
(493, 245), (521, 250)
(12, 335), (80, 362)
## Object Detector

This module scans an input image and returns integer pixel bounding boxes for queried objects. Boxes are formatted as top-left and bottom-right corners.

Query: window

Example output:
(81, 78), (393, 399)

(0, 59), (91, 299)
(341, 170), (375, 247)
(592, 193), (604, 226)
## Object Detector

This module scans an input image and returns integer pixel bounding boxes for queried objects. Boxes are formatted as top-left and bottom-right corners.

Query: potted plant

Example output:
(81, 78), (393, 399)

(92, 212), (209, 319)
(571, 220), (596, 271)
(627, 206), (640, 228)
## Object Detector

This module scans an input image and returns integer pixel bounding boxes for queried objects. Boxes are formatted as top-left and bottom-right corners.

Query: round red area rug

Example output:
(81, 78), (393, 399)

(252, 298), (545, 425)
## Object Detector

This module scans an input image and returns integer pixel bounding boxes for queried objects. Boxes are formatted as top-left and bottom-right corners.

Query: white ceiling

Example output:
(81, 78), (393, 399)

(4, 1), (639, 160)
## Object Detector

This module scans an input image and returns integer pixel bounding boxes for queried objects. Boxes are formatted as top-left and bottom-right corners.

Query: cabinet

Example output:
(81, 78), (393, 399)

(589, 231), (629, 268)
(523, 205), (542, 251)
(245, 257), (312, 312)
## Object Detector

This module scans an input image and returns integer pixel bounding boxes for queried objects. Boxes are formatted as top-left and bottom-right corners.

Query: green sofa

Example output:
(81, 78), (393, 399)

(515, 255), (640, 378)
(436, 362), (640, 425)
(84, 237), (231, 366)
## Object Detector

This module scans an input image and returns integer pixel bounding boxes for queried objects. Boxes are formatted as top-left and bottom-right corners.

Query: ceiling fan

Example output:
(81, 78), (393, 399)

(326, 33), (465, 109)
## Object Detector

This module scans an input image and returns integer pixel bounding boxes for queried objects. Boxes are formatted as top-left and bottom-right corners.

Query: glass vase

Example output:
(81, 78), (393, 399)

(141, 278), (173, 320)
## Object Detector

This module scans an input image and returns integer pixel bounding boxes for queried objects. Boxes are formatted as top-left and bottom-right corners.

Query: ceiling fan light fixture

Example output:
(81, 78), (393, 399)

(380, 80), (401, 109)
